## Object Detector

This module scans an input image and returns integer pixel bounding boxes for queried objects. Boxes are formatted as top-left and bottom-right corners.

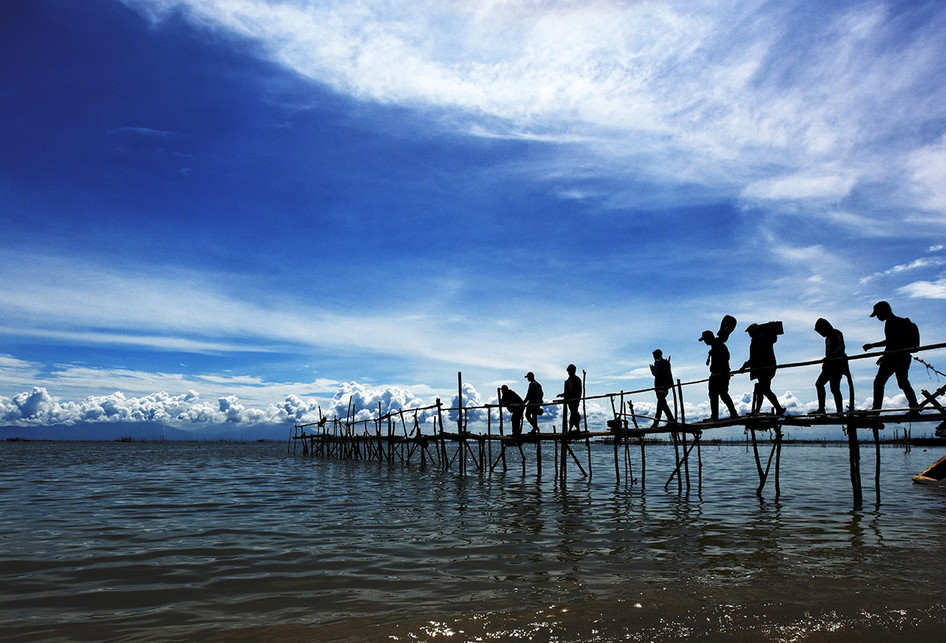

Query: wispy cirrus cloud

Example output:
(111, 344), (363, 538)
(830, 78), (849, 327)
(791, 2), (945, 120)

(122, 0), (946, 221)
(0, 249), (611, 379)
(900, 279), (946, 300)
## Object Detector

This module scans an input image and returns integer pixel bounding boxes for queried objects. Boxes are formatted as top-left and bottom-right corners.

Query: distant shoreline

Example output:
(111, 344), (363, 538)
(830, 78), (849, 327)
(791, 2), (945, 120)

(7, 436), (946, 447)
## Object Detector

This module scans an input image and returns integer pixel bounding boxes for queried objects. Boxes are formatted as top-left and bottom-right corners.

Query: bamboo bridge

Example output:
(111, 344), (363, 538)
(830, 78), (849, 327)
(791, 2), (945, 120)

(289, 343), (946, 509)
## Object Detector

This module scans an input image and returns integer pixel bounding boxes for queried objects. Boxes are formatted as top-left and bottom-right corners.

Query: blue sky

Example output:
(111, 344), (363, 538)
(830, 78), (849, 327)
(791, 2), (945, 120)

(2, 0), (946, 430)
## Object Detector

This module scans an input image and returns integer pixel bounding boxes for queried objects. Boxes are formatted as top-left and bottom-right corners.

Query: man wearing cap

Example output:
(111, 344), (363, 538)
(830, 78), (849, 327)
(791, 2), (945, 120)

(700, 330), (739, 421)
(524, 371), (544, 435)
(862, 301), (920, 412)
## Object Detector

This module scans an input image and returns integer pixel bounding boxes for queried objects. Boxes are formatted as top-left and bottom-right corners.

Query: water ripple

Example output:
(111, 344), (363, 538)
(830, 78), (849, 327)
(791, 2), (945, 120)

(2, 441), (946, 640)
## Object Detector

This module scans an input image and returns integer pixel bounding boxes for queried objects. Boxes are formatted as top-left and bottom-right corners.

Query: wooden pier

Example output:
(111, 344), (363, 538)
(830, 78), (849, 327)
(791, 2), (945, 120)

(290, 344), (946, 509)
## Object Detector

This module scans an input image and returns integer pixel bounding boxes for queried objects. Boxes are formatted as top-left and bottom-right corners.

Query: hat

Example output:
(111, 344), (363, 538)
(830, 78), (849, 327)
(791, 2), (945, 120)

(870, 301), (891, 317)
(699, 330), (715, 343)
(525, 371), (534, 379)
(745, 323), (759, 333)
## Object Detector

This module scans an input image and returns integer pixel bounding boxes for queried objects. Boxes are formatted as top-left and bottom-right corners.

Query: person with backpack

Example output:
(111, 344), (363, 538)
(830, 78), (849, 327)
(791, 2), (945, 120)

(862, 301), (920, 412)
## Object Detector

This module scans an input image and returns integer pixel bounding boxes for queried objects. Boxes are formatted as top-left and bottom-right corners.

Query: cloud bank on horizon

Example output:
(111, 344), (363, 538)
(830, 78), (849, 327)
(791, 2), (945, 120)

(1, 0), (945, 430)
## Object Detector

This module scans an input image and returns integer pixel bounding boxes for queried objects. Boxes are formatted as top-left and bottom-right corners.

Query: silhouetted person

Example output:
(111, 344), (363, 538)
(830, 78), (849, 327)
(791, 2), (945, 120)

(812, 318), (852, 414)
(556, 364), (583, 433)
(741, 322), (786, 415)
(500, 384), (525, 438)
(650, 349), (675, 428)
(700, 330), (738, 421)
(862, 301), (920, 412)
(523, 371), (544, 434)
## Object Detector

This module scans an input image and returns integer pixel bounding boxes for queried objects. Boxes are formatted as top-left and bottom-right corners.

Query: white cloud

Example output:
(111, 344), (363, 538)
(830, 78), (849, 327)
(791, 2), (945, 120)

(0, 384), (334, 427)
(327, 380), (432, 424)
(899, 279), (946, 300)
(906, 135), (946, 212)
(859, 254), (946, 289)
(0, 249), (619, 387)
(119, 0), (946, 220)
(0, 355), (41, 388)
(742, 173), (857, 202)
(109, 126), (178, 138)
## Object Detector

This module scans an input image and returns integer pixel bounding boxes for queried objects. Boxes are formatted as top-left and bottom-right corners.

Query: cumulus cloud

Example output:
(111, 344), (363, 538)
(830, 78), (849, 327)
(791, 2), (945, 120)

(448, 381), (485, 425)
(0, 380), (571, 432)
(326, 381), (431, 422)
(0, 380), (878, 436)
(0, 386), (326, 427)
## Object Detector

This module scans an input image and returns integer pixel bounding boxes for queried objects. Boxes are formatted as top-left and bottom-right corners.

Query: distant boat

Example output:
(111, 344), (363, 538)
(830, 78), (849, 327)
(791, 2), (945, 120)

(912, 453), (946, 485)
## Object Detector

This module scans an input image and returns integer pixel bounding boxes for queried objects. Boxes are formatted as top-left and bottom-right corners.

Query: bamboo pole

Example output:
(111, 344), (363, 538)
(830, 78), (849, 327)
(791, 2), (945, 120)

(535, 411), (542, 477)
(873, 425), (881, 506)
(846, 422), (863, 509)
(609, 393), (620, 482)
(622, 392), (632, 484)
(628, 401), (645, 489)
(437, 399), (446, 470)
(458, 373), (466, 475)
(583, 370), (592, 480)
(558, 400), (568, 484)
(497, 393), (507, 473)
(487, 402), (493, 469)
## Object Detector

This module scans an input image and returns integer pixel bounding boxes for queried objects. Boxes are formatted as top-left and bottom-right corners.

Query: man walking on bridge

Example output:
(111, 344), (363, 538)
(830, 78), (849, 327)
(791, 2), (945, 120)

(557, 364), (583, 434)
(524, 371), (544, 435)
(700, 330), (739, 422)
(862, 301), (920, 412)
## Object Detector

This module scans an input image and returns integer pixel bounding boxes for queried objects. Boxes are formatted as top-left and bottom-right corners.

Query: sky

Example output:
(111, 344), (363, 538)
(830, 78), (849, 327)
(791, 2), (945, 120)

(1, 0), (946, 434)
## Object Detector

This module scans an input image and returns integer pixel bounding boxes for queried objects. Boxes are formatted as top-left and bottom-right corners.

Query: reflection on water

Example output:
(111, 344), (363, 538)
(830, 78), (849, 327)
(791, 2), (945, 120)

(2, 440), (946, 641)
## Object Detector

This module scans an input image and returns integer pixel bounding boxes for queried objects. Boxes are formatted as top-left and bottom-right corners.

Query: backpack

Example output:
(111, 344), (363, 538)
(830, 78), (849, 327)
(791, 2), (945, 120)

(904, 317), (920, 350)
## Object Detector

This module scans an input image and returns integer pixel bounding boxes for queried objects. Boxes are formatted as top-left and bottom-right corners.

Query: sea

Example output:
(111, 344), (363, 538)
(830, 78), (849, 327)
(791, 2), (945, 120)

(2, 438), (946, 642)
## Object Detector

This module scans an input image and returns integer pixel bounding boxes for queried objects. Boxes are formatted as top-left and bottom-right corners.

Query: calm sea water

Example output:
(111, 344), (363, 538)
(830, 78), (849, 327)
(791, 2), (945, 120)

(2, 438), (946, 642)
